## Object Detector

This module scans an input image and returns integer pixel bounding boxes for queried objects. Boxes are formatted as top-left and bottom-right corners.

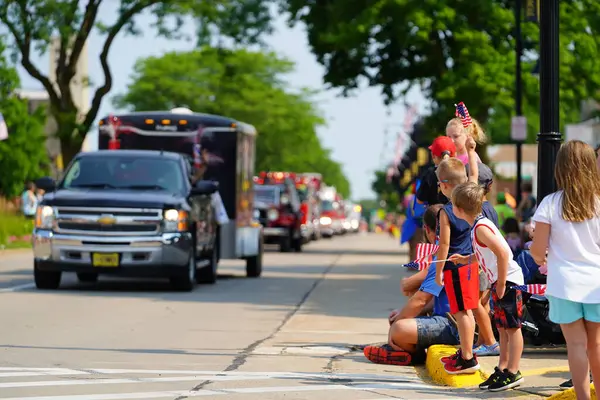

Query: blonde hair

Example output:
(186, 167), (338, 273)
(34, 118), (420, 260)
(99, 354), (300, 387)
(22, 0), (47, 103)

(451, 182), (485, 216)
(446, 117), (487, 144)
(555, 140), (600, 222)
(437, 158), (467, 185)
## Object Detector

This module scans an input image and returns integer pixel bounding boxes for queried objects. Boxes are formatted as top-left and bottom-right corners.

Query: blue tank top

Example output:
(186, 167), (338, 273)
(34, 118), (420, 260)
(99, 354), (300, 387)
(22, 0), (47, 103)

(439, 201), (498, 271)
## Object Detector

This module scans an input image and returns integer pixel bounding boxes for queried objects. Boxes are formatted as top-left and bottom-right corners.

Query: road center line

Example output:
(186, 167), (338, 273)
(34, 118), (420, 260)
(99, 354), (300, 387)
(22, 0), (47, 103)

(0, 375), (269, 388)
(0, 283), (36, 293)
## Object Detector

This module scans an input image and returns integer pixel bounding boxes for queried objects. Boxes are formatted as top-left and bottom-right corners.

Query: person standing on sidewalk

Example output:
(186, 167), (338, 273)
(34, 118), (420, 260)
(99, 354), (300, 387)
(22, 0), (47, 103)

(450, 182), (525, 391)
(21, 182), (37, 218)
(530, 140), (600, 400)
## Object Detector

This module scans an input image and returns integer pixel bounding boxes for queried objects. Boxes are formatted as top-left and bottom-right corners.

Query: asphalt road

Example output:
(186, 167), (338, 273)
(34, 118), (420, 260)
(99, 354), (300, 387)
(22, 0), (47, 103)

(0, 234), (528, 400)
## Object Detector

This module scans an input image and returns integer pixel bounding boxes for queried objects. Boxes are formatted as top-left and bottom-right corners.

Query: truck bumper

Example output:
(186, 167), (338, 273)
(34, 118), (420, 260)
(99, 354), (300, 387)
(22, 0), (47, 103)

(32, 229), (193, 277)
(262, 227), (288, 237)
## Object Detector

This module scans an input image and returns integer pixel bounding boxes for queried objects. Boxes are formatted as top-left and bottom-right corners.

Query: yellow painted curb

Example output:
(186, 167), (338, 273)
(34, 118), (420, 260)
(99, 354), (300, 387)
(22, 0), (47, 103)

(425, 345), (488, 387)
(547, 384), (595, 400)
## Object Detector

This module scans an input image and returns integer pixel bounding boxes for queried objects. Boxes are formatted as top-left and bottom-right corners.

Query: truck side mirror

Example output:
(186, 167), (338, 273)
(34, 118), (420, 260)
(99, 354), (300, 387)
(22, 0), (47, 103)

(192, 180), (218, 195)
(35, 176), (56, 192)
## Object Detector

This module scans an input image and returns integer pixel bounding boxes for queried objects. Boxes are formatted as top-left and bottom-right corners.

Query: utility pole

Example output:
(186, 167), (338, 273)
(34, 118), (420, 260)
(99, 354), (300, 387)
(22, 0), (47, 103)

(515, 0), (524, 205)
(536, 0), (561, 202)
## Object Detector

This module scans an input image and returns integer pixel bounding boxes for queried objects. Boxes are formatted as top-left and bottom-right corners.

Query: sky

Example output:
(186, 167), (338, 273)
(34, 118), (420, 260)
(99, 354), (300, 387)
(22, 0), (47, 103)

(16, 6), (426, 200)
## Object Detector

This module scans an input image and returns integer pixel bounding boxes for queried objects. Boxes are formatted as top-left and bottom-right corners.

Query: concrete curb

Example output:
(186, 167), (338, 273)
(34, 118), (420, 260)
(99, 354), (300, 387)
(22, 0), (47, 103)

(425, 345), (487, 387)
(547, 384), (595, 399)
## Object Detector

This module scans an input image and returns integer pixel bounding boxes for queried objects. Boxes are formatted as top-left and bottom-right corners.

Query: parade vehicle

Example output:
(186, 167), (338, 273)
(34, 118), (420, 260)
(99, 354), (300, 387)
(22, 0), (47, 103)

(295, 173), (323, 241)
(34, 108), (264, 290)
(253, 172), (303, 252)
(345, 203), (362, 233)
(318, 185), (343, 237)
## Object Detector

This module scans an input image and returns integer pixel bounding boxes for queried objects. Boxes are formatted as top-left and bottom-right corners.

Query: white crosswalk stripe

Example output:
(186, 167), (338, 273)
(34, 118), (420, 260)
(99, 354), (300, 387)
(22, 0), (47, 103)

(0, 367), (442, 399)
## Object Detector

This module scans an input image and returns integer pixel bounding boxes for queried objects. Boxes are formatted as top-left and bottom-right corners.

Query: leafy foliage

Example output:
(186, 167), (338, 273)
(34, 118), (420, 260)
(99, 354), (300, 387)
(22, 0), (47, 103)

(114, 47), (350, 197)
(0, 45), (49, 198)
(281, 0), (600, 143)
(0, 0), (274, 165)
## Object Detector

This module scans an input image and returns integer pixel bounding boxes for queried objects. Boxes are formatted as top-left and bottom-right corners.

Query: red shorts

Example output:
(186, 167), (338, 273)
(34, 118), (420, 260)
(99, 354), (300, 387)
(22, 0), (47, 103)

(444, 263), (480, 314)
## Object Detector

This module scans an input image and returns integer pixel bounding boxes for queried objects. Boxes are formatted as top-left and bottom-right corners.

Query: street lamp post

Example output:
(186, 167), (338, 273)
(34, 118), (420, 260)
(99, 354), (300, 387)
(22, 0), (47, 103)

(515, 0), (523, 205)
(536, 0), (561, 202)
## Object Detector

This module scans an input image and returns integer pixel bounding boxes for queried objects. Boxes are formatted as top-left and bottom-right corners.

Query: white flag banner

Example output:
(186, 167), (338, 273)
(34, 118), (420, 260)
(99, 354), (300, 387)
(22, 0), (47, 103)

(0, 112), (8, 141)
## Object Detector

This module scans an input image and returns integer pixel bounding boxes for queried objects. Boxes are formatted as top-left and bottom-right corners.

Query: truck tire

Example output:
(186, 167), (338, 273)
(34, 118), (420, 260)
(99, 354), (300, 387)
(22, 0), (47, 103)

(34, 261), (61, 290)
(77, 273), (98, 283)
(292, 233), (303, 252)
(279, 232), (292, 252)
(170, 253), (196, 292)
(196, 241), (218, 284)
(246, 234), (263, 278)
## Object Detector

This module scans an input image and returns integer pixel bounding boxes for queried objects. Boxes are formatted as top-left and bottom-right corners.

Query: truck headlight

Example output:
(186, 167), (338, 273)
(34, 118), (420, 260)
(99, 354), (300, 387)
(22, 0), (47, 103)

(267, 209), (279, 221)
(320, 216), (332, 225)
(35, 206), (55, 229)
(253, 209), (260, 219)
(163, 209), (188, 232)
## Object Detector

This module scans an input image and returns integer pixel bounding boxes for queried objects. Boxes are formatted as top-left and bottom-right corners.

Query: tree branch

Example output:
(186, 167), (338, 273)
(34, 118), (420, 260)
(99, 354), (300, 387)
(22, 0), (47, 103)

(66, 0), (101, 80)
(82, 1), (158, 133)
(1, 10), (61, 106)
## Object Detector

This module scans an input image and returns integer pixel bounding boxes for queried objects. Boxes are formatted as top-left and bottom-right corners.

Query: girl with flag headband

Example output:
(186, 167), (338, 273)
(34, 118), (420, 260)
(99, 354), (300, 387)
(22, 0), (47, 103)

(446, 101), (486, 165)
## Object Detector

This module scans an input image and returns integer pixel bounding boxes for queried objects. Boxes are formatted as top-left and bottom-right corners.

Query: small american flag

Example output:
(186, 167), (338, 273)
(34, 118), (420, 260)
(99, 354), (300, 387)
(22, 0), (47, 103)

(454, 102), (472, 128)
(512, 284), (546, 295)
(403, 243), (439, 271)
(0, 112), (8, 141)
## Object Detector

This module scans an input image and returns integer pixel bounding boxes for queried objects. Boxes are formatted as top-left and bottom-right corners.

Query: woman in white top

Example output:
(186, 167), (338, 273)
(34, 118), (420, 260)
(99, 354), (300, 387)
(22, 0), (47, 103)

(531, 140), (600, 400)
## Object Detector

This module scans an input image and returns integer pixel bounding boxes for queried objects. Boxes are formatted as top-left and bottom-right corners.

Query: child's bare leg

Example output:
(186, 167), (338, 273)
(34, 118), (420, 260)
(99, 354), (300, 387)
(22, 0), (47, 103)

(497, 328), (509, 370)
(506, 328), (524, 373)
(455, 310), (475, 359)
(474, 301), (496, 346)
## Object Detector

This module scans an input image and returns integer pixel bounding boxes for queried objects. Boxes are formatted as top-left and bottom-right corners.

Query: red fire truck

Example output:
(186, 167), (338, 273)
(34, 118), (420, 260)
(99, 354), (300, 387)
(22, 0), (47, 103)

(295, 173), (323, 241)
(253, 172), (304, 252)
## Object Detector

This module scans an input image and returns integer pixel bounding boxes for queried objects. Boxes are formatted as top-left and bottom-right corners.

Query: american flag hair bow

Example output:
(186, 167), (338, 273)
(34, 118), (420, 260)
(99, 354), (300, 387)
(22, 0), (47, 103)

(403, 243), (439, 271)
(454, 102), (473, 128)
(511, 284), (546, 295)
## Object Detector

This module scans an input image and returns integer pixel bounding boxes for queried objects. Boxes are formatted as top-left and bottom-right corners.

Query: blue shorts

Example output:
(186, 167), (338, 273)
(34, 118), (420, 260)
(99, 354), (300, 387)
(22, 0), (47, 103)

(547, 295), (600, 324)
(416, 315), (459, 348)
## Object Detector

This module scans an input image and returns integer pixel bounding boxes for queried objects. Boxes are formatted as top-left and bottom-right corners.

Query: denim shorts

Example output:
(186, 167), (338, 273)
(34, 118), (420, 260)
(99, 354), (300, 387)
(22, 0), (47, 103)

(547, 295), (600, 324)
(416, 315), (460, 348)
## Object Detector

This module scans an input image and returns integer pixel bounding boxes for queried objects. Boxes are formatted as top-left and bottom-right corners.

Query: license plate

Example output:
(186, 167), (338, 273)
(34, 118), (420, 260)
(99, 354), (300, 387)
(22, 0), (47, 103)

(92, 253), (119, 267)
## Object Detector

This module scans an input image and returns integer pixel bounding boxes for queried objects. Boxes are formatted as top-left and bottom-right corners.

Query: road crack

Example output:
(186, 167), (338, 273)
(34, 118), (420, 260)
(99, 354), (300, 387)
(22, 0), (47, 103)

(174, 253), (343, 399)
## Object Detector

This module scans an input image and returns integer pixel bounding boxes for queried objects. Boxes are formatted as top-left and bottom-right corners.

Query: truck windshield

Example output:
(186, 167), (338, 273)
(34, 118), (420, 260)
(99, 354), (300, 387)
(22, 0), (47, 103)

(254, 185), (279, 206)
(61, 155), (185, 194)
(296, 186), (308, 202)
(321, 200), (335, 211)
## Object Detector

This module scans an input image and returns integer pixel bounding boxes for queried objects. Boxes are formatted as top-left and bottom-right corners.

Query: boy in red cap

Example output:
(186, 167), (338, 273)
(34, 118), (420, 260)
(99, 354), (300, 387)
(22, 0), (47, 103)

(416, 136), (456, 205)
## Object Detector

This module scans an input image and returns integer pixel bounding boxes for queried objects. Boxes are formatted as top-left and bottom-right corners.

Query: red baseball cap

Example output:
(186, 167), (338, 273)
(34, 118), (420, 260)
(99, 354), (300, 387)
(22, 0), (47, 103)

(429, 136), (456, 158)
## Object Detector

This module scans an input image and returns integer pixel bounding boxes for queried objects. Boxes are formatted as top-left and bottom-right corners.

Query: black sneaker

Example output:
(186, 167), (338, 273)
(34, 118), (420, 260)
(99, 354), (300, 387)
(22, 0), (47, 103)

(479, 366), (503, 390)
(559, 379), (573, 391)
(559, 376), (593, 391)
(488, 369), (524, 391)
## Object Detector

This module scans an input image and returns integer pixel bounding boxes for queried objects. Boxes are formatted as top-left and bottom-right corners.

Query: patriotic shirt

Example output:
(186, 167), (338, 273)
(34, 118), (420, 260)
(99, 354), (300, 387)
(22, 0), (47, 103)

(471, 216), (524, 286)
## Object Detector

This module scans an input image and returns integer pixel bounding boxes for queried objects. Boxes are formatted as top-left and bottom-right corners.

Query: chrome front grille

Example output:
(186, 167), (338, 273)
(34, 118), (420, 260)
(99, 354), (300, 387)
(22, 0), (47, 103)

(54, 207), (162, 236)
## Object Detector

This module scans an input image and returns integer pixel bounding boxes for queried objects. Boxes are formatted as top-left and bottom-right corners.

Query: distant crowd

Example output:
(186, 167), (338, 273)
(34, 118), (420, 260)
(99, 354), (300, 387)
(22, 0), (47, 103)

(364, 102), (600, 398)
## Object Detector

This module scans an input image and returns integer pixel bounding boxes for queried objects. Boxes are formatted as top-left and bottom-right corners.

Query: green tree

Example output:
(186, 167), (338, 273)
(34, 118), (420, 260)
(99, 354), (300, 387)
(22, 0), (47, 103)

(0, 45), (49, 198)
(0, 0), (274, 165)
(113, 47), (351, 197)
(281, 0), (600, 143)
(371, 170), (401, 212)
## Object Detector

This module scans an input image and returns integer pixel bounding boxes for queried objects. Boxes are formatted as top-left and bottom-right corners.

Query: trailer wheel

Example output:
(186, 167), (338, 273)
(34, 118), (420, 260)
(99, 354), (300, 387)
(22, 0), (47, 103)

(246, 234), (263, 278)
(279, 231), (292, 252)
(197, 240), (218, 284)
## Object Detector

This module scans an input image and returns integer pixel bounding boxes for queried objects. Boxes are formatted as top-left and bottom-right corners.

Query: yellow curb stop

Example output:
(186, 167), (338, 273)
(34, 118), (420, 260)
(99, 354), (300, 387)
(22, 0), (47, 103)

(547, 384), (595, 400)
(425, 345), (488, 387)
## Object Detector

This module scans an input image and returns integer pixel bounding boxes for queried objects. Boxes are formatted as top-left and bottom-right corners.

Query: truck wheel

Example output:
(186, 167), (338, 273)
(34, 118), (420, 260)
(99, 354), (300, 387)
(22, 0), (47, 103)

(246, 235), (263, 278)
(292, 233), (303, 252)
(34, 261), (61, 290)
(196, 245), (218, 284)
(77, 273), (98, 283)
(279, 232), (292, 252)
(170, 254), (196, 292)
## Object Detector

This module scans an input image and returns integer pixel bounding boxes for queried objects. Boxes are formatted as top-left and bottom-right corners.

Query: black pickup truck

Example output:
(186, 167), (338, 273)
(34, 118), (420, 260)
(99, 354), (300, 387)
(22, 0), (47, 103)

(32, 150), (219, 291)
